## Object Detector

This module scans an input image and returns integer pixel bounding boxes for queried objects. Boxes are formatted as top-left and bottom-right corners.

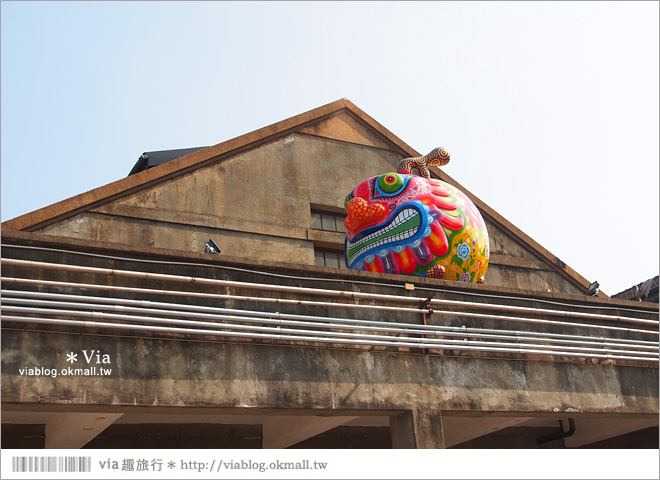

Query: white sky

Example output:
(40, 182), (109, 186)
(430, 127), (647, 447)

(1, 1), (658, 296)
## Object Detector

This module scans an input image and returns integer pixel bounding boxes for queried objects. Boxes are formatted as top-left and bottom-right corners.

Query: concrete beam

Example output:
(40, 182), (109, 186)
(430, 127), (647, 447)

(45, 413), (124, 449)
(564, 417), (660, 448)
(2, 328), (658, 418)
(442, 416), (533, 447)
(262, 415), (358, 449)
(390, 408), (445, 449)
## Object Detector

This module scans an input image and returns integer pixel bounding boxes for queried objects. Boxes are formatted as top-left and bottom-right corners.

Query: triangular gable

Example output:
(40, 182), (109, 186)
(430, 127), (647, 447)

(298, 110), (400, 151)
(1, 98), (601, 296)
(2, 99), (412, 232)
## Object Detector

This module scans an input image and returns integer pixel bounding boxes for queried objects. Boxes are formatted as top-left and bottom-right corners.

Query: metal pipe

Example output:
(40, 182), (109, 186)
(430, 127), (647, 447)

(4, 281), (655, 345)
(537, 418), (576, 445)
(4, 292), (657, 353)
(2, 259), (658, 327)
(1, 257), (420, 302)
(5, 300), (657, 357)
(433, 307), (658, 336)
(0, 279), (428, 314)
(5, 242), (655, 316)
(3, 305), (657, 360)
(429, 297), (658, 327)
(2, 314), (657, 363)
(2, 278), (658, 338)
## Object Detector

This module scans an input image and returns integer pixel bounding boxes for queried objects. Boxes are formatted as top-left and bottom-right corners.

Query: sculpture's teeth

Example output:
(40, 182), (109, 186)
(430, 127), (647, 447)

(346, 206), (421, 267)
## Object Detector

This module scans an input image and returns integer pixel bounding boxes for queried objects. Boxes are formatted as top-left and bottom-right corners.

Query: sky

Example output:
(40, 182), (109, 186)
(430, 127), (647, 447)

(1, 1), (658, 297)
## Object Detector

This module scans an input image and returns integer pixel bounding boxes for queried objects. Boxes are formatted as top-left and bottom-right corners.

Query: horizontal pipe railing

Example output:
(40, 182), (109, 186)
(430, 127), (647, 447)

(2, 258), (658, 327)
(3, 302), (657, 359)
(2, 255), (658, 364)
(3, 291), (657, 354)
(0, 277), (427, 314)
(3, 242), (655, 316)
(2, 314), (657, 363)
(2, 277), (658, 337)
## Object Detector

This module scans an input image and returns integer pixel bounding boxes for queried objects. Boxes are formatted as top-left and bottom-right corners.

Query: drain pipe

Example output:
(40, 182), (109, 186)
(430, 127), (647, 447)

(537, 418), (576, 445)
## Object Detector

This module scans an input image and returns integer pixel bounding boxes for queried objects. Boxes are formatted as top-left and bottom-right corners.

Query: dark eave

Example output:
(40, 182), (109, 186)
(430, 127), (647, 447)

(612, 276), (660, 303)
(128, 147), (209, 176)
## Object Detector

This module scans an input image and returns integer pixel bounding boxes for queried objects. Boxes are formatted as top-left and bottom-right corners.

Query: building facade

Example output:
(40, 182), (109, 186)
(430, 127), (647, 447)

(1, 99), (658, 449)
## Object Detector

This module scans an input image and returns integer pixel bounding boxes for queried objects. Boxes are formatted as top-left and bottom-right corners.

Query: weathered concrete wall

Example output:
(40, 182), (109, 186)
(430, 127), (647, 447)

(484, 217), (585, 295)
(2, 329), (658, 416)
(31, 133), (594, 295)
(2, 235), (656, 339)
(38, 134), (399, 256)
(2, 236), (657, 419)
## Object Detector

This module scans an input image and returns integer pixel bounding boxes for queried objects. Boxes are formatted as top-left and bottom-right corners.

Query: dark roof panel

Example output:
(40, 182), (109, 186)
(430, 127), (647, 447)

(128, 147), (208, 176)
(612, 276), (659, 303)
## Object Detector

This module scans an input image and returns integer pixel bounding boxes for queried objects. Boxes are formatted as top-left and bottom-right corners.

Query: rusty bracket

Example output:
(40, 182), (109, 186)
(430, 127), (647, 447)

(420, 295), (434, 315)
(419, 295), (435, 328)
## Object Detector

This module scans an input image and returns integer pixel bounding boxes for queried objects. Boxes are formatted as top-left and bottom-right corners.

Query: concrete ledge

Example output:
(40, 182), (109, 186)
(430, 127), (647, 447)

(2, 330), (657, 415)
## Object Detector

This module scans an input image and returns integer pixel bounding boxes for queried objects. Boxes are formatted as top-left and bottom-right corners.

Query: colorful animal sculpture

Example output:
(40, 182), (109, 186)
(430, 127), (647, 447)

(343, 148), (489, 282)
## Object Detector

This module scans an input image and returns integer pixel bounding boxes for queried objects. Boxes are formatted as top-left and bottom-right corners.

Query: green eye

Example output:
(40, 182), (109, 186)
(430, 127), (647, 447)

(377, 173), (404, 193)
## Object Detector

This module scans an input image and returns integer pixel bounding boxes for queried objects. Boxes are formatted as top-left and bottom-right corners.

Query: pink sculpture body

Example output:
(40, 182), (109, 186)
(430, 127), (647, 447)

(343, 148), (489, 283)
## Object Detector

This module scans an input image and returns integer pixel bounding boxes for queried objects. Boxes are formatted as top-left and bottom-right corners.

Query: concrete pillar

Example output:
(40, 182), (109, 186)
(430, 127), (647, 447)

(389, 408), (445, 449)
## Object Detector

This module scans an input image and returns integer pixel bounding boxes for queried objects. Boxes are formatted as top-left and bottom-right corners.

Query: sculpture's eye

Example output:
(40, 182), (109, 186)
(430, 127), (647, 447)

(376, 173), (405, 196)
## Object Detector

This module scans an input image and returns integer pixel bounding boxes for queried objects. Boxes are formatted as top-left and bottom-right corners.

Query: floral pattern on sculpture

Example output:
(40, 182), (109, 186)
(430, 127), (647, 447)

(457, 243), (470, 261)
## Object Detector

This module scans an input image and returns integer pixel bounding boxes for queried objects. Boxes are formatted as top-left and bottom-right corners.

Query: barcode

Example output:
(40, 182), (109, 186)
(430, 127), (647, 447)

(12, 456), (92, 473)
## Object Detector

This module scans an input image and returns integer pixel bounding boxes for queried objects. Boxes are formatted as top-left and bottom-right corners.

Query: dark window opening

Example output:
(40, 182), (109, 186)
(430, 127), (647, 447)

(311, 210), (347, 233)
(314, 249), (346, 269)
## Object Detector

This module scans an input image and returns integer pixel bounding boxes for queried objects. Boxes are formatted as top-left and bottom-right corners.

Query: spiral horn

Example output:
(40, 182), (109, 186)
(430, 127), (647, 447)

(396, 147), (450, 179)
